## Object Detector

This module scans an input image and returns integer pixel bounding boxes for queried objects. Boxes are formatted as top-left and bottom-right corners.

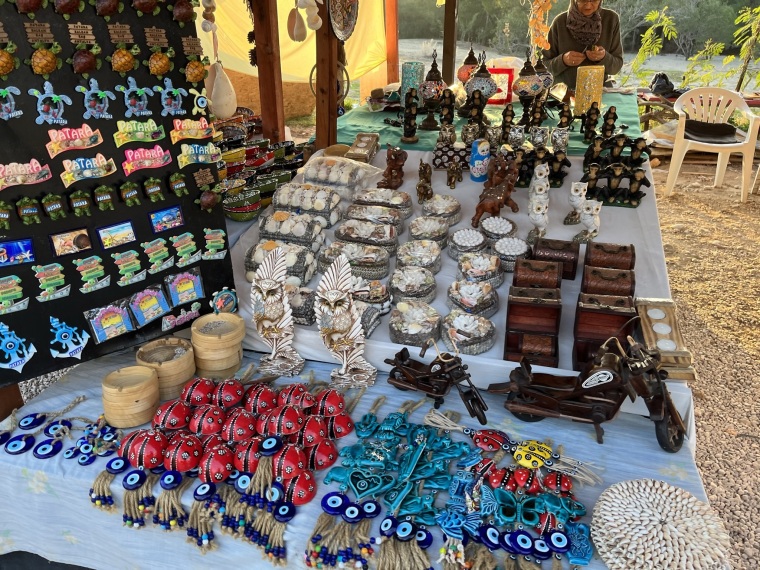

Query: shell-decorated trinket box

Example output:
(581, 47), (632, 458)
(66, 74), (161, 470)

(422, 194), (462, 226)
(457, 252), (504, 288)
(259, 211), (326, 252)
(447, 280), (499, 318)
(351, 276), (392, 315)
(353, 188), (413, 219)
(318, 241), (390, 280)
(244, 240), (318, 287)
(390, 266), (437, 305)
(409, 216), (450, 249)
(334, 219), (399, 256)
(389, 300), (442, 347)
(302, 156), (377, 201)
(283, 284), (317, 325)
(494, 236), (530, 272)
(479, 216), (517, 245)
(448, 228), (487, 260)
(345, 204), (405, 233)
(271, 183), (343, 228)
(396, 240), (443, 274)
(442, 310), (496, 355)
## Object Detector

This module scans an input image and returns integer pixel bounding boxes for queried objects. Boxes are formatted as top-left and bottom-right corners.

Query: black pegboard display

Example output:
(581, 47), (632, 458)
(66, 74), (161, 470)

(0, 2), (234, 386)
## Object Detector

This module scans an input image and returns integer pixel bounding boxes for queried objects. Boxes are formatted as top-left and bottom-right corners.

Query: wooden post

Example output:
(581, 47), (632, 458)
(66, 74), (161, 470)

(385, 0), (399, 83)
(442, 0), (458, 85)
(315, 0), (338, 149)
(250, 0), (285, 142)
(0, 384), (24, 422)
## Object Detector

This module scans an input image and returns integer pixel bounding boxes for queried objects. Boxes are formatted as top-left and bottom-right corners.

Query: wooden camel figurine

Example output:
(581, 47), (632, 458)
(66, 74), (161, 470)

(471, 156), (519, 227)
(417, 159), (434, 203)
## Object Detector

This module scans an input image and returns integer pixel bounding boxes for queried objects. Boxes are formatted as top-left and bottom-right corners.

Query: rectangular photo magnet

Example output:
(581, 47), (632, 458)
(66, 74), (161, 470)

(49, 228), (93, 257)
(164, 267), (204, 307)
(97, 220), (137, 250)
(149, 205), (185, 234)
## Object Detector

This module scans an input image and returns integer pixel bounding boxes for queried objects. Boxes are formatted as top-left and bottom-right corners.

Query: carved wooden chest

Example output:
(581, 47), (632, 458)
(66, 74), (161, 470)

(512, 259), (563, 289)
(573, 293), (637, 370)
(581, 266), (636, 297)
(584, 242), (636, 270)
(532, 238), (580, 280)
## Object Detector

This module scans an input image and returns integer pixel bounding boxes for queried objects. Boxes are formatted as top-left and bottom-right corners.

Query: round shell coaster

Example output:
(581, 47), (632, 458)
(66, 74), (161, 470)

(591, 479), (731, 570)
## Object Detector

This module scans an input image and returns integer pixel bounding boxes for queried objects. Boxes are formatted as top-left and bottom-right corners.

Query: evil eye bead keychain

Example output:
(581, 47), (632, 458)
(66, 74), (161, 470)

(18, 412), (48, 430)
(5, 434), (36, 455)
(33, 438), (63, 459)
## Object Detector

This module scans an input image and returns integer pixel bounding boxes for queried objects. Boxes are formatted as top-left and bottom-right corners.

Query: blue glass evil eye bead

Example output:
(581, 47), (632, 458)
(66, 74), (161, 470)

(273, 501), (296, 523)
(75, 436), (89, 448)
(510, 530), (534, 555)
(532, 539), (552, 561)
(44, 419), (72, 437)
(379, 516), (398, 537)
(186, 467), (199, 478)
(160, 470), (182, 491)
(321, 492), (349, 516)
(546, 530), (570, 553)
(5, 434), (35, 455)
(106, 457), (128, 475)
(194, 482), (216, 501)
(63, 446), (81, 459)
(260, 436), (284, 456)
(235, 473), (252, 495)
(97, 447), (115, 458)
(266, 481), (285, 503)
(150, 466), (165, 475)
(395, 520), (417, 542)
(33, 438), (63, 459)
(361, 500), (381, 519)
(479, 525), (501, 551)
(78, 453), (97, 466)
(80, 443), (94, 454)
(123, 469), (147, 491)
(18, 413), (46, 430)
(0, 432), (10, 447)
(415, 528), (433, 550)
(500, 530), (516, 554)
(341, 503), (364, 524)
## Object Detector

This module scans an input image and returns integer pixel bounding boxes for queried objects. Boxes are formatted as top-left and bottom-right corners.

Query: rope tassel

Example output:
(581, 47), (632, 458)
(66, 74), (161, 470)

(153, 474), (192, 530)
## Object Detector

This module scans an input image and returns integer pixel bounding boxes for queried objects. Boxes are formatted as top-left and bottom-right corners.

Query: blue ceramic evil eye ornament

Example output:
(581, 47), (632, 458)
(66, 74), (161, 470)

(361, 500), (381, 519)
(227, 469), (241, 482)
(44, 419), (72, 437)
(260, 436), (284, 456)
(379, 515), (398, 537)
(123, 469), (147, 491)
(341, 503), (364, 524)
(160, 470), (182, 491)
(78, 453), (96, 466)
(532, 539), (552, 560)
(18, 413), (46, 430)
(97, 447), (116, 457)
(510, 530), (534, 555)
(415, 527), (433, 550)
(63, 446), (81, 459)
(150, 466), (166, 475)
(234, 473), (252, 495)
(193, 482), (216, 501)
(265, 481), (285, 503)
(5, 434), (35, 455)
(273, 501), (296, 523)
(478, 525), (502, 551)
(106, 457), (128, 475)
(395, 520), (417, 542)
(75, 436), (89, 448)
(101, 431), (118, 443)
(499, 530), (516, 553)
(0, 432), (10, 447)
(80, 443), (94, 454)
(546, 530), (569, 553)
(321, 492), (348, 516)
(33, 438), (63, 459)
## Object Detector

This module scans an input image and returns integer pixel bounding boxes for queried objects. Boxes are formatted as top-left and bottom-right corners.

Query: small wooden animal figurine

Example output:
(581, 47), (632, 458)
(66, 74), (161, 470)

(581, 163), (603, 200)
(600, 117), (616, 139)
(574, 199), (602, 243)
(557, 115), (572, 130)
(527, 201), (549, 244)
(565, 181), (588, 224)
(583, 117), (598, 143)
(378, 144), (408, 190)
(439, 88), (455, 126)
(486, 126), (502, 150)
(471, 158), (519, 227)
(548, 149), (571, 187)
(558, 103), (574, 127)
(484, 153), (512, 189)
(529, 178), (550, 208)
(530, 105), (545, 127)
(514, 147), (532, 187)
(625, 137), (652, 169)
(529, 162), (550, 194)
(500, 122), (512, 145)
(599, 162), (628, 203)
(446, 157), (463, 189)
(603, 105), (618, 124)
(607, 133), (631, 163)
(502, 103), (516, 124)
(584, 136), (608, 169)
(416, 159), (434, 203)
(402, 91), (419, 144)
(623, 167), (650, 206)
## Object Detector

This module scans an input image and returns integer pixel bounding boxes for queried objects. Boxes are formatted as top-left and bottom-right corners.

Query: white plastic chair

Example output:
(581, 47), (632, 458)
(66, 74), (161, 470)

(663, 87), (760, 203)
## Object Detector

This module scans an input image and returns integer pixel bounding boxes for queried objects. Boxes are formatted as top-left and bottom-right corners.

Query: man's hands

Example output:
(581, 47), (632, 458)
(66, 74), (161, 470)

(585, 45), (606, 62)
(563, 50), (586, 67)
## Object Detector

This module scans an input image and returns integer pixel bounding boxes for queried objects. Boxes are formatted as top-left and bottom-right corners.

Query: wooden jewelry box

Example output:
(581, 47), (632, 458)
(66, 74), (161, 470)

(506, 286), (562, 335)
(581, 266), (636, 297)
(532, 238), (580, 280)
(573, 293), (637, 371)
(345, 132), (380, 164)
(635, 298), (694, 369)
(504, 332), (559, 368)
(585, 242), (636, 270)
(512, 259), (563, 289)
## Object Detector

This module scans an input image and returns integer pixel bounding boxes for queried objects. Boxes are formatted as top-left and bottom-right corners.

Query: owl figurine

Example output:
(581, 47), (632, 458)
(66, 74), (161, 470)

(529, 178), (550, 207)
(250, 247), (305, 376)
(574, 199), (602, 243)
(564, 182), (588, 225)
(527, 201), (549, 244)
(315, 254), (377, 388)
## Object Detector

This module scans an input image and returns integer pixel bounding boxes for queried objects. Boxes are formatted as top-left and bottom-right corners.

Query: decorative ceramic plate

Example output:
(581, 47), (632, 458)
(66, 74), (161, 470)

(329, 0), (360, 42)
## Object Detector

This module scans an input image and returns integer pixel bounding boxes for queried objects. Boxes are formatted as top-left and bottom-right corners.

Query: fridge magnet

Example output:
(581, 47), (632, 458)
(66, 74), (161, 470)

(154, 77), (187, 116)
(201, 228), (226, 260)
(194, 184), (222, 213)
(161, 301), (200, 331)
(0, 275), (28, 315)
(94, 185), (116, 211)
(141, 237), (174, 273)
(187, 87), (208, 115)
(0, 86), (24, 121)
(170, 116), (213, 144)
(108, 44), (141, 76)
(41, 193), (67, 220)
(26, 43), (63, 79)
(143, 177), (165, 202)
(28, 81), (73, 125)
(180, 55), (208, 86)
(46, 123), (103, 158)
(0, 322), (36, 374)
(0, 42), (20, 80)
(0, 238), (34, 267)
(112, 249), (146, 286)
(144, 47), (174, 80)
(75, 79), (115, 120)
(98, 220), (136, 249)
(168, 0), (197, 26)
(33, 262), (72, 302)
(128, 285), (171, 327)
(49, 316), (89, 359)
(85, 303), (135, 344)
(210, 287), (237, 314)
(132, 0), (161, 17)
(69, 190), (93, 216)
(114, 118), (165, 147)
(0, 202), (12, 230)
(50, 227), (92, 257)
(165, 268), (204, 306)
(177, 142), (221, 169)
(0, 160), (52, 192)
(60, 153), (117, 187)
(91, 0), (124, 21)
(115, 77), (154, 118)
(122, 145), (172, 175)
(168, 172), (188, 196)
(16, 197), (42, 225)
(54, 0), (86, 18)
(73, 255), (110, 293)
(193, 167), (215, 186)
(149, 205), (183, 233)
(169, 231), (201, 267)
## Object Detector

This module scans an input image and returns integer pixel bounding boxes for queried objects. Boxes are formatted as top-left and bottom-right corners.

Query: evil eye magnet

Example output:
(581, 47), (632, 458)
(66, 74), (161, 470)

(5, 434), (35, 455)
(273, 501), (296, 523)
(106, 457), (128, 475)
(228, 469), (241, 482)
(546, 530), (569, 553)
(44, 419), (72, 437)
(193, 482), (216, 501)
(395, 520), (417, 542)
(509, 530), (534, 555)
(321, 491), (348, 516)
(63, 446), (81, 459)
(478, 525), (502, 551)
(123, 469), (147, 491)
(532, 539), (552, 561)
(260, 436), (284, 456)
(18, 413), (47, 430)
(234, 473), (252, 495)
(361, 500), (381, 519)
(415, 528), (433, 550)
(341, 503), (364, 524)
(160, 470), (182, 490)
(78, 453), (97, 466)
(265, 481), (285, 503)
(33, 438), (63, 459)
(379, 515), (398, 537)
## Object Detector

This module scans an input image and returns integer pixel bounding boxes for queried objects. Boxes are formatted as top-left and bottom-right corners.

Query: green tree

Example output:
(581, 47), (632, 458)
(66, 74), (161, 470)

(734, 6), (760, 90)
(669, 0), (735, 58)
(605, 0), (660, 52)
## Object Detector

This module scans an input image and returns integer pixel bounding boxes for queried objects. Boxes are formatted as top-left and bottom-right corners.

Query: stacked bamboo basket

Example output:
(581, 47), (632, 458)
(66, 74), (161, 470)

(102, 366), (160, 428)
(136, 337), (196, 400)
(191, 313), (246, 378)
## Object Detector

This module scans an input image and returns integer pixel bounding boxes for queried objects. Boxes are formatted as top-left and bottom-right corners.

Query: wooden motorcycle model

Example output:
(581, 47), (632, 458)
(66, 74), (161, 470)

(487, 335), (687, 452)
(385, 336), (488, 425)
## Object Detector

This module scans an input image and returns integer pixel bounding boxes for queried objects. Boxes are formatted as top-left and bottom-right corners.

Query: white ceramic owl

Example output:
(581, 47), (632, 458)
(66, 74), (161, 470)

(527, 201), (549, 244)
(532, 162), (550, 181)
(574, 199), (602, 243)
(564, 182), (588, 225)
(529, 178), (550, 206)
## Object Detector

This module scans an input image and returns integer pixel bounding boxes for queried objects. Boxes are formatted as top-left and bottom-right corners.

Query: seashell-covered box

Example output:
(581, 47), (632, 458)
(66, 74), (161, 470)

(390, 266), (437, 305)
(351, 276), (392, 316)
(447, 228), (487, 260)
(442, 310), (496, 355)
(334, 219), (399, 256)
(283, 284), (316, 325)
(447, 280), (499, 319)
(396, 240), (443, 274)
(409, 216), (450, 249)
(318, 241), (390, 280)
(353, 188), (413, 219)
(479, 216), (517, 245)
(389, 300), (441, 347)
(271, 183), (343, 228)
(345, 204), (405, 233)
(422, 194), (462, 226)
(244, 240), (318, 287)
(259, 211), (326, 252)
(457, 252), (504, 288)
(302, 156), (379, 201)
(494, 236), (530, 272)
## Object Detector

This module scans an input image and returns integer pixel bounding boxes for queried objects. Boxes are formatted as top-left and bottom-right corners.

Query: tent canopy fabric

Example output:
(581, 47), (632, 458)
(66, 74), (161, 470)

(196, 0), (387, 83)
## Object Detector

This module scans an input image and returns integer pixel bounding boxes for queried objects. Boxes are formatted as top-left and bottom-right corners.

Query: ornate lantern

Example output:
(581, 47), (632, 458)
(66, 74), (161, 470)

(418, 49), (448, 131)
(511, 50), (544, 126)
(534, 55), (554, 94)
(456, 44), (479, 84)
(465, 52), (499, 101)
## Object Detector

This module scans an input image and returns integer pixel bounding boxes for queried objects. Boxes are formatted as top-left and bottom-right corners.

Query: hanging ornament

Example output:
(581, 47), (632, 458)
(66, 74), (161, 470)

(456, 44), (479, 84)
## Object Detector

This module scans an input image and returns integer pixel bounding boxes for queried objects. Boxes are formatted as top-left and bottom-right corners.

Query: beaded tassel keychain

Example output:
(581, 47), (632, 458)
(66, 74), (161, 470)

(186, 481), (238, 551)
(121, 470), (159, 528)
(153, 470), (192, 530)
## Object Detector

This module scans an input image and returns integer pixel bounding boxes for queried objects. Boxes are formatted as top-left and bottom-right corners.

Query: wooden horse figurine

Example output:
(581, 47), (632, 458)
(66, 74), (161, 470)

(416, 159), (434, 203)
